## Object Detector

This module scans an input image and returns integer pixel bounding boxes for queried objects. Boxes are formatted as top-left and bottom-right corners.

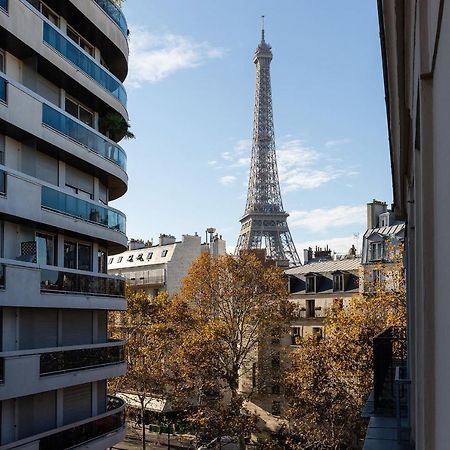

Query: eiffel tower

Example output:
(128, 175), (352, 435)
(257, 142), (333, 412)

(235, 20), (301, 267)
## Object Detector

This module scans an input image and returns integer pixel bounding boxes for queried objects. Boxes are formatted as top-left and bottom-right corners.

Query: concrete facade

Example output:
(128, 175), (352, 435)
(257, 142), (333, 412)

(0, 0), (130, 447)
(108, 233), (227, 296)
(375, 1), (450, 448)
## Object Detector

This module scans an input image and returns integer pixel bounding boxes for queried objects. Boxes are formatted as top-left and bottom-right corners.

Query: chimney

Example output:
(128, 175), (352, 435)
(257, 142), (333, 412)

(303, 247), (313, 264)
(367, 199), (388, 229)
(128, 239), (145, 251)
(159, 234), (176, 246)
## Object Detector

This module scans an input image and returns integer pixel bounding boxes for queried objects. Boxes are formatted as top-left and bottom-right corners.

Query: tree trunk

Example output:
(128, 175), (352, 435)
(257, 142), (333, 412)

(140, 399), (146, 450)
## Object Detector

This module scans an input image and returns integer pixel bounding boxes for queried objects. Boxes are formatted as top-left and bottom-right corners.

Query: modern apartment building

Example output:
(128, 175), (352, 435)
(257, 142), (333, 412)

(0, 0), (129, 447)
(108, 232), (226, 296)
(363, 1), (450, 449)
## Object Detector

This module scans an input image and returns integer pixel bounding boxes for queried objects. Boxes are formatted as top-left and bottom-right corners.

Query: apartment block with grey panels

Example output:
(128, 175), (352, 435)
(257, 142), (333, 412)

(0, 0), (129, 447)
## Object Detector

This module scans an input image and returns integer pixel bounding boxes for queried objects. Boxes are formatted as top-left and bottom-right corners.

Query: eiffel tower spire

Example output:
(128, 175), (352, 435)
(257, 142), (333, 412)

(235, 23), (301, 267)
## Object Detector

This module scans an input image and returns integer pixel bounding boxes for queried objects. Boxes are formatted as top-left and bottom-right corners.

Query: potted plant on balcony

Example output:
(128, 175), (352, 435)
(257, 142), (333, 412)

(100, 111), (135, 142)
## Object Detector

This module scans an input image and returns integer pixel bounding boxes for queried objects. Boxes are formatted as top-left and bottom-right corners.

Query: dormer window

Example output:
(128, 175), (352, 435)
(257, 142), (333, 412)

(146, 252), (153, 260)
(136, 253), (144, 262)
(108, 257), (113, 264)
(333, 273), (344, 292)
(127, 255), (133, 262)
(117, 256), (123, 263)
(369, 242), (384, 261)
(161, 250), (168, 257)
(305, 275), (316, 293)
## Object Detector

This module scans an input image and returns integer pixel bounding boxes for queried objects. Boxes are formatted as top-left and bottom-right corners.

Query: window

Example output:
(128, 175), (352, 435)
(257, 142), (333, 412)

(36, 232), (56, 266)
(64, 241), (92, 271)
(305, 275), (316, 293)
(117, 256), (123, 263)
(369, 242), (384, 261)
(127, 255), (133, 262)
(136, 253), (144, 262)
(312, 327), (323, 341)
(0, 133), (4, 165)
(65, 96), (94, 128)
(272, 401), (281, 416)
(271, 352), (280, 369)
(161, 250), (168, 257)
(333, 298), (344, 311)
(29, 0), (59, 26)
(146, 252), (153, 260)
(271, 384), (281, 395)
(65, 184), (92, 200)
(108, 257), (113, 264)
(252, 363), (257, 388)
(0, 49), (4, 73)
(291, 326), (303, 345)
(306, 299), (315, 318)
(333, 273), (344, 292)
(372, 269), (381, 285)
(66, 25), (94, 57)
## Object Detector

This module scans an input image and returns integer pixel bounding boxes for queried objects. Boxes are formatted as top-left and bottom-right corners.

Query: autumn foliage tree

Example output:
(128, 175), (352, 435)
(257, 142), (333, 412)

(285, 248), (406, 449)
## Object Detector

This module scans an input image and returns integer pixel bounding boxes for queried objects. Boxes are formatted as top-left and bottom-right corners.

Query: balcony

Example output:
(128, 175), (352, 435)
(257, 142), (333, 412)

(43, 103), (127, 171)
(42, 185), (126, 234)
(0, 341), (126, 400)
(127, 269), (166, 287)
(43, 21), (127, 107)
(2, 395), (125, 449)
(41, 267), (125, 297)
(40, 340), (125, 375)
(93, 0), (128, 37)
(362, 326), (412, 449)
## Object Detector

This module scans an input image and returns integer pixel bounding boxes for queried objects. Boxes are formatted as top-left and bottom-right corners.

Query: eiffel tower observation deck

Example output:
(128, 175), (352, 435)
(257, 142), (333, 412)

(235, 20), (301, 267)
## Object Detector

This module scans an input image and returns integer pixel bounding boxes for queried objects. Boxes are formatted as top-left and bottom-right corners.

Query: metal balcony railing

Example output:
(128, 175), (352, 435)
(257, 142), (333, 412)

(40, 341), (125, 375)
(41, 268), (125, 297)
(93, 0), (128, 36)
(42, 103), (127, 171)
(41, 185), (126, 234)
(43, 21), (127, 107)
(373, 326), (407, 413)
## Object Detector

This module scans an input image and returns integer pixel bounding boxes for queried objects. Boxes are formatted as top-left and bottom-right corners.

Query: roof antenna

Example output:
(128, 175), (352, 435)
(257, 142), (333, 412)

(261, 15), (265, 42)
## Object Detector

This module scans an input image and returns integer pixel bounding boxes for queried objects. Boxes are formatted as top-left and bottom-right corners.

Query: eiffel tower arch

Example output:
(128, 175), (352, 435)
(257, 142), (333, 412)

(235, 23), (301, 267)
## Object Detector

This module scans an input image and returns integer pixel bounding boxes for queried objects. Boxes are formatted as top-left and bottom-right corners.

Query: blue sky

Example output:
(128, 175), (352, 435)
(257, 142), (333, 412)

(112, 0), (392, 257)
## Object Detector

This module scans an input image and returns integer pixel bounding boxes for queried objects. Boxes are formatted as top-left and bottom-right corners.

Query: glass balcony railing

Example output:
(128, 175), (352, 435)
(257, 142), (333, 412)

(39, 396), (125, 450)
(0, 76), (7, 102)
(0, 0), (7, 12)
(41, 268), (125, 297)
(42, 104), (127, 171)
(40, 342), (125, 375)
(41, 185), (126, 234)
(43, 22), (127, 107)
(93, 0), (128, 37)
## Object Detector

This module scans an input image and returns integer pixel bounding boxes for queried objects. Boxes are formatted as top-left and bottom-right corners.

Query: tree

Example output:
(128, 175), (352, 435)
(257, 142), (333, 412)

(285, 249), (406, 449)
(109, 288), (176, 450)
(168, 251), (292, 446)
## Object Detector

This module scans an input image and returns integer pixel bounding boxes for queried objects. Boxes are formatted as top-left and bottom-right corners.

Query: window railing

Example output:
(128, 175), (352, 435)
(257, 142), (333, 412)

(43, 22), (127, 107)
(0, 76), (7, 102)
(42, 103), (127, 171)
(93, 0), (128, 37)
(0, 0), (7, 12)
(40, 341), (125, 375)
(39, 396), (125, 450)
(41, 185), (126, 234)
(41, 268), (125, 297)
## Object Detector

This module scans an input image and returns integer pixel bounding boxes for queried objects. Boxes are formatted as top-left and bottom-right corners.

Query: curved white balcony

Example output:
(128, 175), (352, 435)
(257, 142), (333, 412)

(0, 259), (126, 310)
(0, 342), (126, 401)
(0, 168), (127, 249)
(0, 77), (128, 199)
(1, 395), (126, 449)
(0, 0), (128, 120)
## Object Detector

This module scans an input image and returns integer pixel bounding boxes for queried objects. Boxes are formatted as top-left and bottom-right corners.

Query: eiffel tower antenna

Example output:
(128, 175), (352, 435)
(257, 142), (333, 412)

(234, 22), (301, 267)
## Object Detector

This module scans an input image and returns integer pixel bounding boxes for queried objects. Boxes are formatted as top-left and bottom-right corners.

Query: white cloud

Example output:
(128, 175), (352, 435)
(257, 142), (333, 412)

(324, 138), (352, 148)
(219, 175), (237, 186)
(127, 26), (226, 87)
(207, 160), (218, 166)
(295, 235), (362, 261)
(289, 205), (366, 232)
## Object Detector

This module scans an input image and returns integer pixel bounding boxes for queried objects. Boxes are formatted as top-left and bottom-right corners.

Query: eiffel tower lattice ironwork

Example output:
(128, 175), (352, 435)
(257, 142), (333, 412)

(235, 21), (301, 266)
